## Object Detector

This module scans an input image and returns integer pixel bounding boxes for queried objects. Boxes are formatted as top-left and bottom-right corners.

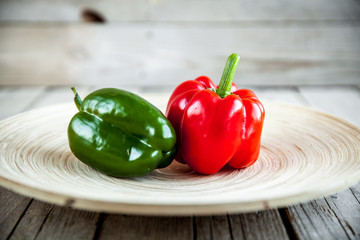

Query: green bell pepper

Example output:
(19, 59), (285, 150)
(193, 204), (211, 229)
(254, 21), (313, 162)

(67, 87), (177, 177)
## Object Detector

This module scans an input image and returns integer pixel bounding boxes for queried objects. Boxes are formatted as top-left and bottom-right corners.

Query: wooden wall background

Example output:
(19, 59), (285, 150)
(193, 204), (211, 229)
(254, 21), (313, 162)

(0, 0), (359, 87)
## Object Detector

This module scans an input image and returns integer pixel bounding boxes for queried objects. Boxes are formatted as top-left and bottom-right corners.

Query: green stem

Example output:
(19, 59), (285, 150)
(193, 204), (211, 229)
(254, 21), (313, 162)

(216, 53), (240, 98)
(71, 87), (82, 111)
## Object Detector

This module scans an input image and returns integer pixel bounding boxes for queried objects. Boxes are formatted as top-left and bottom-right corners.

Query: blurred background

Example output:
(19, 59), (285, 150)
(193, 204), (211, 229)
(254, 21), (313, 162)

(0, 0), (359, 88)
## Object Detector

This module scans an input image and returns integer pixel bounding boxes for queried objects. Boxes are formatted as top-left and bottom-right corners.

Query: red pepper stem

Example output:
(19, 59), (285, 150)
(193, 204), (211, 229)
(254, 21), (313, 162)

(216, 53), (240, 98)
(71, 87), (82, 111)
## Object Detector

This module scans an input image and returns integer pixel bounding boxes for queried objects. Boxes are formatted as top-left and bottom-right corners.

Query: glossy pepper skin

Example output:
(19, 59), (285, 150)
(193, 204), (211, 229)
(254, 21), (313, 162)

(68, 88), (177, 178)
(166, 53), (265, 174)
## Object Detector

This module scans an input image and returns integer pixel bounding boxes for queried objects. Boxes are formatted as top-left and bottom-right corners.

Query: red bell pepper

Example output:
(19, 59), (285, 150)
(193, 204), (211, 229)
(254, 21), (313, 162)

(166, 53), (265, 174)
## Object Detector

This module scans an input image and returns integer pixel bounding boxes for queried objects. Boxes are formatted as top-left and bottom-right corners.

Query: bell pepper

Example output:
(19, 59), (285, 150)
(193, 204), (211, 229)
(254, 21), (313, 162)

(68, 88), (177, 177)
(166, 53), (265, 174)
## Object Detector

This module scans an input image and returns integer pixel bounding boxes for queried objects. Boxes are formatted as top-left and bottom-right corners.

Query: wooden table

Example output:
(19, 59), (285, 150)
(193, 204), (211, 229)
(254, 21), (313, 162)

(0, 85), (359, 240)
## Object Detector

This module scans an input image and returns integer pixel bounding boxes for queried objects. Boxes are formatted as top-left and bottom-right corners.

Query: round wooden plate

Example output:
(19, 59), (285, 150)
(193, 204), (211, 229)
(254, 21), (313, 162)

(0, 100), (359, 215)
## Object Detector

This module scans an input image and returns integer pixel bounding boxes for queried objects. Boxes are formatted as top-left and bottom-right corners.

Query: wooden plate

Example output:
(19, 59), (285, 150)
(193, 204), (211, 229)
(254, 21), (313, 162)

(0, 100), (359, 215)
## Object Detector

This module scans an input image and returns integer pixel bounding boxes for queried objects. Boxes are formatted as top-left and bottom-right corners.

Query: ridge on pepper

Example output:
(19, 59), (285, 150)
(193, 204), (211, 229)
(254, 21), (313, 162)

(166, 53), (265, 174)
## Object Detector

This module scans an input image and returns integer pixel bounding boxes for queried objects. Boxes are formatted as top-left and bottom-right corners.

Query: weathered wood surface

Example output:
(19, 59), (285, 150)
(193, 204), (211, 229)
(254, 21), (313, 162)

(0, 0), (360, 86)
(228, 211), (289, 240)
(1, 0), (360, 22)
(299, 86), (360, 126)
(8, 200), (53, 240)
(0, 188), (32, 240)
(0, 25), (359, 86)
(0, 86), (359, 239)
(97, 215), (193, 240)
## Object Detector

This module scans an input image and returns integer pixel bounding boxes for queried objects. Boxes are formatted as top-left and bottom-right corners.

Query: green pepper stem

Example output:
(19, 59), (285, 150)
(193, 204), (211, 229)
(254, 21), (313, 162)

(216, 53), (240, 98)
(71, 87), (82, 111)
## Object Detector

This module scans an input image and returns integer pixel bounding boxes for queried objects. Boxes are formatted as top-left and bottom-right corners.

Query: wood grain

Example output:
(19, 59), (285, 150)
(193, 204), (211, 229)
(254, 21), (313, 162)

(229, 210), (289, 240)
(250, 87), (305, 106)
(195, 211), (289, 240)
(284, 199), (353, 239)
(27, 86), (84, 110)
(0, 87), (45, 120)
(97, 215), (193, 240)
(324, 189), (360, 239)
(0, 25), (359, 86)
(0, 187), (32, 240)
(0, 0), (359, 22)
(195, 216), (232, 240)
(34, 206), (100, 240)
(351, 183), (360, 203)
(8, 200), (54, 240)
(299, 86), (360, 126)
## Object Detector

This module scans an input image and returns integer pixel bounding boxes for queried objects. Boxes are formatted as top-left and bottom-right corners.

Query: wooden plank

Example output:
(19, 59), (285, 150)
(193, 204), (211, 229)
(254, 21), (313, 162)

(229, 210), (289, 240)
(0, 25), (359, 86)
(298, 86), (360, 126)
(27, 86), (91, 109)
(195, 212), (289, 240)
(34, 206), (99, 240)
(9, 200), (54, 240)
(96, 215), (193, 240)
(0, 86), (45, 120)
(195, 216), (232, 240)
(0, 0), (359, 22)
(0, 187), (32, 240)
(250, 86), (306, 106)
(283, 196), (359, 239)
(324, 189), (360, 239)
(351, 182), (360, 202)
